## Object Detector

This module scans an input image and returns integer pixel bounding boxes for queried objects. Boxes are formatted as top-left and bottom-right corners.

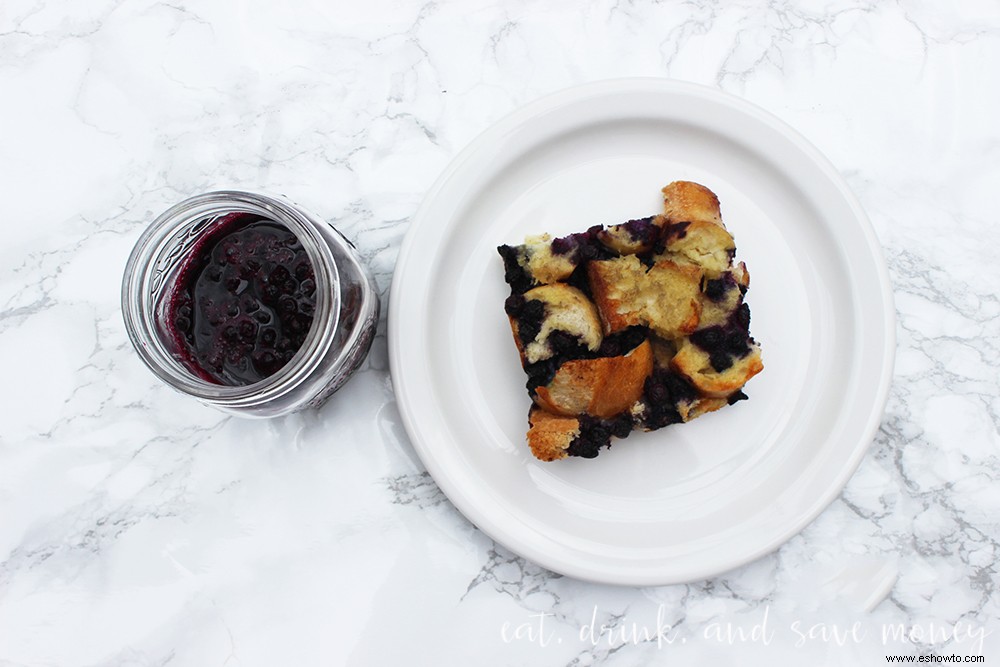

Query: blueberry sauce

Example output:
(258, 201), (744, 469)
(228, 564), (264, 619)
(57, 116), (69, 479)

(165, 213), (316, 386)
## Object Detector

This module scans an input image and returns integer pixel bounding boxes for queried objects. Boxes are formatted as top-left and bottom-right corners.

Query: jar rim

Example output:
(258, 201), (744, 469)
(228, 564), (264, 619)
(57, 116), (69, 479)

(121, 190), (342, 405)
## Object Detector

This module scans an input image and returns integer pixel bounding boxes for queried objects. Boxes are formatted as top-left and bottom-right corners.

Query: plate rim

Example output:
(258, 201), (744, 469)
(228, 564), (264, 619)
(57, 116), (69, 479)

(388, 78), (896, 585)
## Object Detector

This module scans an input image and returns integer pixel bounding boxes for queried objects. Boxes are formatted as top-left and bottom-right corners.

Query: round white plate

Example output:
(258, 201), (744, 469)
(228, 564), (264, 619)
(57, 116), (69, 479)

(388, 79), (894, 586)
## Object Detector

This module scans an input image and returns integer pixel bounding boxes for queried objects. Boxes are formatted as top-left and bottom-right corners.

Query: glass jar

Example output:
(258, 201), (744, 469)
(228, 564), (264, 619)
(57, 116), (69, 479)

(122, 191), (379, 417)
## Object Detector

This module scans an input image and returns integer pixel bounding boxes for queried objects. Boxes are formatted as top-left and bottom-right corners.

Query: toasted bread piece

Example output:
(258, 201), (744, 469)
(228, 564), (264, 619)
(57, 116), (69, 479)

(498, 228), (616, 292)
(534, 339), (652, 418)
(508, 284), (603, 364)
(518, 234), (577, 285)
(526, 406), (578, 461)
(588, 255), (702, 339)
(662, 181), (724, 228)
(671, 338), (763, 398)
(660, 220), (735, 274)
(697, 271), (745, 329)
(526, 408), (631, 460)
(597, 216), (663, 255)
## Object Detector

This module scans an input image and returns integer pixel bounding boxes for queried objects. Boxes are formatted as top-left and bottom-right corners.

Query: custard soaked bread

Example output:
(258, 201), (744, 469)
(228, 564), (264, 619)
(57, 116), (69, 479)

(499, 181), (763, 461)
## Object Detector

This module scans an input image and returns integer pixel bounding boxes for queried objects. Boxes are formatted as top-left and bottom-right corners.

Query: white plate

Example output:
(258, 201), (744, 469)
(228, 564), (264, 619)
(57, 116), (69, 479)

(388, 79), (894, 586)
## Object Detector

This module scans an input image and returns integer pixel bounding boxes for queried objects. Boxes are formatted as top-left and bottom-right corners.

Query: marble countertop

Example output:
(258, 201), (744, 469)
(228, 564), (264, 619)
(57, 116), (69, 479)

(2, 1), (998, 665)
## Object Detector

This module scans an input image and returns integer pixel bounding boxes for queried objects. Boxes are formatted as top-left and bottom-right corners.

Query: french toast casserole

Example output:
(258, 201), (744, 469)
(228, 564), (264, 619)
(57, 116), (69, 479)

(498, 181), (763, 461)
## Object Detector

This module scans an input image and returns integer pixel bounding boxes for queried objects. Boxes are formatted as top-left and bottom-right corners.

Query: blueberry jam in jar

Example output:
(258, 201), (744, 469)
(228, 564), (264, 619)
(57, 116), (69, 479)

(123, 191), (379, 417)
(167, 214), (317, 385)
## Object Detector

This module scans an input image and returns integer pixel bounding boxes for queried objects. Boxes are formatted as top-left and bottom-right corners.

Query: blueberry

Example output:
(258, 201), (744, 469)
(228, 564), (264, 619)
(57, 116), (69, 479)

(497, 245), (534, 294)
(664, 221), (690, 239)
(731, 302), (751, 331)
(270, 266), (290, 284)
(704, 278), (727, 301)
(725, 331), (749, 355)
(622, 217), (657, 244)
(550, 236), (577, 255)
(690, 327), (723, 352)
(239, 321), (257, 341)
(262, 284), (280, 303)
(727, 390), (748, 405)
(516, 300), (545, 345)
(709, 351), (733, 372)
(646, 381), (667, 403)
(610, 415), (632, 438)
(504, 294), (525, 317)
(600, 339), (621, 357)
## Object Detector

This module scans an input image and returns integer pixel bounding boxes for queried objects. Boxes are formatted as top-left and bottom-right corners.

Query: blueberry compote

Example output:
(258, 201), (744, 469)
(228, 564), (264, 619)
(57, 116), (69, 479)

(165, 213), (316, 385)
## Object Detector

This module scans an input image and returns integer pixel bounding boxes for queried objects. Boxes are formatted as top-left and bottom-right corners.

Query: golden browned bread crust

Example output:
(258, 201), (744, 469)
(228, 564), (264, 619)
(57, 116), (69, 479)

(661, 181), (724, 228)
(526, 407), (578, 461)
(671, 338), (764, 398)
(533, 340), (653, 418)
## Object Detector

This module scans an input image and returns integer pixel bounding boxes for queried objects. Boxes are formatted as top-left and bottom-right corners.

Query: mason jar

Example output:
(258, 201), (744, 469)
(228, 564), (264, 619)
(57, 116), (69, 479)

(122, 190), (379, 417)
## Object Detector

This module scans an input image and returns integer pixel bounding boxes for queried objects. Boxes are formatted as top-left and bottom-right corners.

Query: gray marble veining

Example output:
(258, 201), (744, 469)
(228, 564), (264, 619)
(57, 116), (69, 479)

(1, 1), (999, 664)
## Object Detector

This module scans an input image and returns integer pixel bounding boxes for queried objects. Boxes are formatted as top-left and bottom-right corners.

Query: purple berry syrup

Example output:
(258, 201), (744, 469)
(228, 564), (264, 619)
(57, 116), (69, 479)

(164, 213), (317, 386)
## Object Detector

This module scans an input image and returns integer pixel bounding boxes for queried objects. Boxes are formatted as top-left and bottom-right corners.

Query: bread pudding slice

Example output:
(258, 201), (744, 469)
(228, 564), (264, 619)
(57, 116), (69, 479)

(498, 181), (763, 461)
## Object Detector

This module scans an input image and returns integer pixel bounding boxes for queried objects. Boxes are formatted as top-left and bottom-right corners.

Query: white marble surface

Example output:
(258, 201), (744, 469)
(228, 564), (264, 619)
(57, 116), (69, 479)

(2, 1), (999, 665)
